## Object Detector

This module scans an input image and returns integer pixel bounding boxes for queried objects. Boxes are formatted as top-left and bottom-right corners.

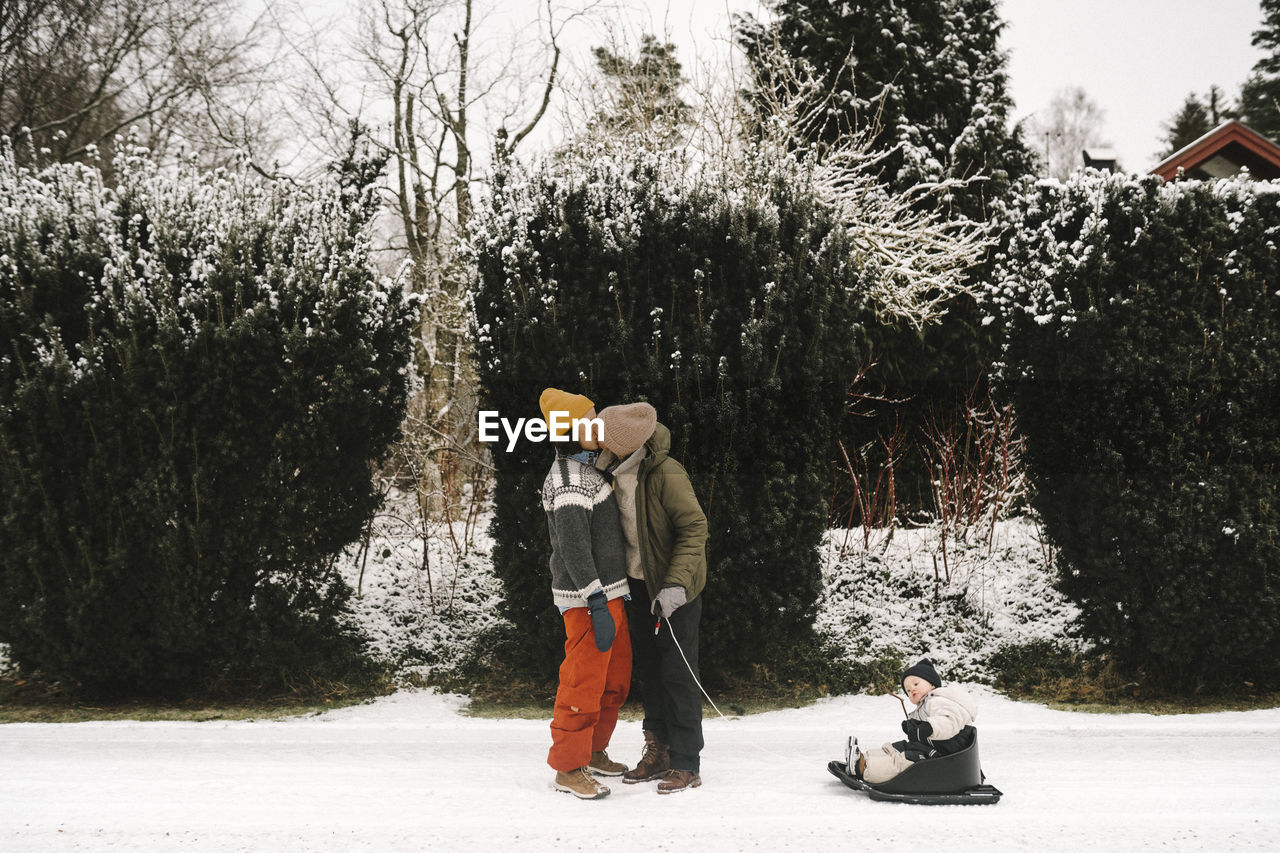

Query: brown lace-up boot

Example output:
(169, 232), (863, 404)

(554, 767), (611, 799)
(656, 769), (701, 794)
(622, 730), (669, 784)
(588, 750), (628, 777)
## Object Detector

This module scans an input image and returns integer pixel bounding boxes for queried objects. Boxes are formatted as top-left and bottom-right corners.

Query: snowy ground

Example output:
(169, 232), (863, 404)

(3, 687), (1279, 852)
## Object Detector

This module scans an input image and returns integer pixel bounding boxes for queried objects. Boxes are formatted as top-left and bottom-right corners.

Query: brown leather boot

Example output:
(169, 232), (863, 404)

(554, 767), (610, 799)
(588, 750), (628, 777)
(622, 730), (669, 784)
(656, 769), (701, 794)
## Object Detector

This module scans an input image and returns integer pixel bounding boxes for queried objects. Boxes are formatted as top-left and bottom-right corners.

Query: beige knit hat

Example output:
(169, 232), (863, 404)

(598, 403), (657, 457)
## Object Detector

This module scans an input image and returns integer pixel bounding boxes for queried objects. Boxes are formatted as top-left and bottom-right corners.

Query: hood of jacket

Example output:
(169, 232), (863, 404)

(632, 421), (707, 603)
(643, 421), (672, 468)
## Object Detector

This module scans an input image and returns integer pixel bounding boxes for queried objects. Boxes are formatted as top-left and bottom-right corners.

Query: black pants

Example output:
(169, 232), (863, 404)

(626, 577), (704, 773)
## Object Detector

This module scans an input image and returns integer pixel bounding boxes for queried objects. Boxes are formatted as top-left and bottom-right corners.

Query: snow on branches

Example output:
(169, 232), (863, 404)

(741, 44), (995, 331)
(0, 138), (406, 380)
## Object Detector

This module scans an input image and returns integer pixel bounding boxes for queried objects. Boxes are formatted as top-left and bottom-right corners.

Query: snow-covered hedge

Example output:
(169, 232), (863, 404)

(471, 143), (875, 675)
(990, 171), (1280, 689)
(0, 141), (415, 693)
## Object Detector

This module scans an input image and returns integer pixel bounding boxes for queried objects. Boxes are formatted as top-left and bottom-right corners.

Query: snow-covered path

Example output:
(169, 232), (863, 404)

(3, 689), (1279, 852)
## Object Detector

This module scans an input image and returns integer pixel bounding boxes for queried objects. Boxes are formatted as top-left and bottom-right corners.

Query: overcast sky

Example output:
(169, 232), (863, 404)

(565, 0), (1269, 170)
(296, 0), (1268, 173)
(1000, 0), (1265, 169)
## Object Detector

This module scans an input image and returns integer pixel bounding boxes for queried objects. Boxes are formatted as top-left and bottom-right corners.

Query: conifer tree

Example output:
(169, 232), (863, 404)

(1241, 74), (1280, 140)
(1242, 0), (1280, 140)
(591, 33), (691, 138)
(1205, 84), (1235, 124)
(1161, 93), (1213, 156)
(737, 0), (1034, 221)
(737, 0), (1031, 516)
(1253, 0), (1280, 76)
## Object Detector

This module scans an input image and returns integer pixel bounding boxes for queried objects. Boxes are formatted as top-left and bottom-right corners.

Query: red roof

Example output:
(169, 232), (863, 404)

(1150, 121), (1280, 181)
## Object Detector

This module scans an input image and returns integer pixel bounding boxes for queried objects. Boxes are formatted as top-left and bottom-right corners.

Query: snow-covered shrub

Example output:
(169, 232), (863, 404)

(338, 503), (505, 685)
(990, 171), (1280, 690)
(0, 140), (415, 693)
(471, 142), (873, 674)
(817, 520), (1088, 685)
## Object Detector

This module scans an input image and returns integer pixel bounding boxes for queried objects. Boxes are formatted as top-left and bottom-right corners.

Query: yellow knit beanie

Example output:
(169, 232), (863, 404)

(539, 388), (595, 438)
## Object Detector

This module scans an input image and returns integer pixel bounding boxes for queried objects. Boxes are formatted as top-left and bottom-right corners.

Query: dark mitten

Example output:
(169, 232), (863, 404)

(891, 739), (931, 762)
(901, 718), (934, 743)
(586, 591), (615, 652)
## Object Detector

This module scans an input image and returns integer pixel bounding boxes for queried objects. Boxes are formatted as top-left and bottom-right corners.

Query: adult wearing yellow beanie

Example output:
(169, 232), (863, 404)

(538, 387), (631, 800)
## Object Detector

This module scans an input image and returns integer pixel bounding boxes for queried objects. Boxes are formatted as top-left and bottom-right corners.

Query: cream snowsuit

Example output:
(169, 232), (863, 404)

(862, 684), (977, 784)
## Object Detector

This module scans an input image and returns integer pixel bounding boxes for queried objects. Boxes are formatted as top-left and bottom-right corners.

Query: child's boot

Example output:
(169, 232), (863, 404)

(845, 736), (861, 776)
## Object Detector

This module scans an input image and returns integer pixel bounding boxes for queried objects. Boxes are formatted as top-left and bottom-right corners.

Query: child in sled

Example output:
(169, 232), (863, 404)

(850, 659), (977, 785)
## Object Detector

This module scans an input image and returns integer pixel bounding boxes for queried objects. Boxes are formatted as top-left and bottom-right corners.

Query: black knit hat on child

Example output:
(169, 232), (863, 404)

(901, 659), (942, 690)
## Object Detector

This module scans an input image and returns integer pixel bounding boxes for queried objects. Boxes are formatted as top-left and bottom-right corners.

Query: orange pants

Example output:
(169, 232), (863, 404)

(547, 596), (632, 772)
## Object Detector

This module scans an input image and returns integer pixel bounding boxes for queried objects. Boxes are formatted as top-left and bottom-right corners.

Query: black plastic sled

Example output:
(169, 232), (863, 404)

(827, 728), (1002, 805)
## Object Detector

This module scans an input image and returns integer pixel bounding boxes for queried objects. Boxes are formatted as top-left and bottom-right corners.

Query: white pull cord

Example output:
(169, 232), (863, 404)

(659, 613), (727, 720)
(657, 613), (796, 762)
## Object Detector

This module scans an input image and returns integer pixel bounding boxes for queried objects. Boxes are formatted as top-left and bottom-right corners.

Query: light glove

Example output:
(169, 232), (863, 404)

(650, 586), (687, 618)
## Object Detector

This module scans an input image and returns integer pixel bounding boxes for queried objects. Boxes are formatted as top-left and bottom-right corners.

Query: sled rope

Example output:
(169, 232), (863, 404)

(658, 614), (795, 761)
(660, 614), (726, 720)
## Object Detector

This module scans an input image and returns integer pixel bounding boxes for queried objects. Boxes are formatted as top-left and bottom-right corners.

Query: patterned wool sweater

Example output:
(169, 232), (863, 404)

(542, 454), (629, 609)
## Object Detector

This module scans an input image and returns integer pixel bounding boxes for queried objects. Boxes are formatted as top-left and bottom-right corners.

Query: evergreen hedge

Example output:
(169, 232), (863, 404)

(0, 142), (415, 694)
(471, 146), (872, 675)
(992, 172), (1280, 690)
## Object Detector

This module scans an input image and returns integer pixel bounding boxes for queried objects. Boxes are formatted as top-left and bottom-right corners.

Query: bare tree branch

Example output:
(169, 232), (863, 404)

(1, 0), (282, 173)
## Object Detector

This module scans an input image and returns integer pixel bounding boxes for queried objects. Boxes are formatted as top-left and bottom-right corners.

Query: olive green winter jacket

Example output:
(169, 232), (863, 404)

(631, 422), (708, 603)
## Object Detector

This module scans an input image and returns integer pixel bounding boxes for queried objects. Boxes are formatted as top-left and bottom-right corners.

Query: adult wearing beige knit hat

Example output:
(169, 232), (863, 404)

(595, 402), (708, 795)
